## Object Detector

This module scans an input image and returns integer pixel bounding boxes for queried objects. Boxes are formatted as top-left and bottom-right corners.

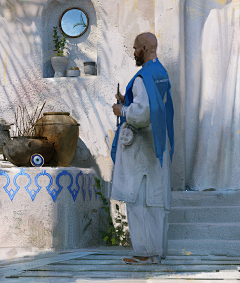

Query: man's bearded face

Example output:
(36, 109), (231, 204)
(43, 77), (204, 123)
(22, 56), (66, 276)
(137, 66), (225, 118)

(134, 49), (144, 66)
(133, 39), (145, 66)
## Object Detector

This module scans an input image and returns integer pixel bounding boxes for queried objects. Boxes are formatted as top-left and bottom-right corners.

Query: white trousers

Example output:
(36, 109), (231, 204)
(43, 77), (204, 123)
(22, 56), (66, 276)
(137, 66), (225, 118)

(126, 176), (169, 258)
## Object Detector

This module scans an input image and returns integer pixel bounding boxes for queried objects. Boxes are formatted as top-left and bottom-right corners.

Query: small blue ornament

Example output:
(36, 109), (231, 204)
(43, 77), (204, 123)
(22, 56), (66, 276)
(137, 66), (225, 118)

(30, 154), (44, 167)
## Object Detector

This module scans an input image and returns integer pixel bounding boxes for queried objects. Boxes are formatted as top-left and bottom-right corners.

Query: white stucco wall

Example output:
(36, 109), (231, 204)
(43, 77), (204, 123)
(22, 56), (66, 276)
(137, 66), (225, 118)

(0, 0), (239, 192)
(0, 0), (158, 184)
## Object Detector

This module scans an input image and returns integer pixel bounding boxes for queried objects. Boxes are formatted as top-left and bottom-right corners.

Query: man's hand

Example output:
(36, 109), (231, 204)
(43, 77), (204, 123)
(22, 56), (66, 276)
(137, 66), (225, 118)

(112, 103), (123, 116)
(115, 92), (126, 104)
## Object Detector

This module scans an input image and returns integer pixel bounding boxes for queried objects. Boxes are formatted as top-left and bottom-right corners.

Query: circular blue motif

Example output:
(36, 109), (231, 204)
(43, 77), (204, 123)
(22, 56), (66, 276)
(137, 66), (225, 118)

(30, 154), (44, 167)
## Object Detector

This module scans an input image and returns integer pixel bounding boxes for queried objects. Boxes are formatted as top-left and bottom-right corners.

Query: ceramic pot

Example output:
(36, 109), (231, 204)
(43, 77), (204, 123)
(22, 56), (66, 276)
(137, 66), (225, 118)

(3, 137), (55, 167)
(0, 118), (12, 154)
(35, 112), (79, 166)
(84, 62), (97, 75)
(51, 56), (68, 77)
(67, 70), (80, 77)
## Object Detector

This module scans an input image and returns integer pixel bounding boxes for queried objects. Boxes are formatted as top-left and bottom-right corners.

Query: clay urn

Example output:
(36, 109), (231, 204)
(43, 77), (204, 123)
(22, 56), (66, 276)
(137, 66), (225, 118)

(34, 112), (79, 166)
(0, 118), (12, 154)
(3, 137), (55, 167)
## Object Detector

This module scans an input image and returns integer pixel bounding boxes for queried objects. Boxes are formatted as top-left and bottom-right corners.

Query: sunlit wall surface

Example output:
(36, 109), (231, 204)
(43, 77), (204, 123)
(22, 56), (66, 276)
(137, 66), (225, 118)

(0, 0), (239, 191)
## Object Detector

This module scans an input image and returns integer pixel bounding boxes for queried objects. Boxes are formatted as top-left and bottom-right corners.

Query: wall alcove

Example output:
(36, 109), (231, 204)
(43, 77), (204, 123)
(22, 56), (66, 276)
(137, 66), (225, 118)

(42, 0), (97, 78)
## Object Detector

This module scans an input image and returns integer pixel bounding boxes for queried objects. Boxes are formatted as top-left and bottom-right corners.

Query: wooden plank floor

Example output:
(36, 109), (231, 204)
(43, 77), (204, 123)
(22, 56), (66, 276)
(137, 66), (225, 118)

(1, 248), (240, 282)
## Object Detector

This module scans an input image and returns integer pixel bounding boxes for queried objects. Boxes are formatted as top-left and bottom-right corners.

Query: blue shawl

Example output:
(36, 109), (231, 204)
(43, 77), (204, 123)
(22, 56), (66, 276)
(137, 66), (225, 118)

(111, 58), (174, 167)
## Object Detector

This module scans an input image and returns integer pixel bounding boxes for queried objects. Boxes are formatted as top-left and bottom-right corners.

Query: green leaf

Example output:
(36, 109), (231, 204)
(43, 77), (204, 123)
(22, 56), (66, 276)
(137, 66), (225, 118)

(53, 26), (66, 54)
(103, 236), (109, 242)
(94, 177), (100, 184)
(95, 177), (131, 246)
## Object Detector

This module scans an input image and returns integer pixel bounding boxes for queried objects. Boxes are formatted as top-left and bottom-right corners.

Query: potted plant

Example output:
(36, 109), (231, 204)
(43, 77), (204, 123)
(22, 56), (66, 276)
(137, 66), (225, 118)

(51, 27), (68, 77)
(67, 66), (80, 77)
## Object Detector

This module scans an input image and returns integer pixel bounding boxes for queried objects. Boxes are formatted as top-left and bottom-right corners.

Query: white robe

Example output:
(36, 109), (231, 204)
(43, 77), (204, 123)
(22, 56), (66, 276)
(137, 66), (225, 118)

(111, 76), (171, 209)
(111, 76), (171, 258)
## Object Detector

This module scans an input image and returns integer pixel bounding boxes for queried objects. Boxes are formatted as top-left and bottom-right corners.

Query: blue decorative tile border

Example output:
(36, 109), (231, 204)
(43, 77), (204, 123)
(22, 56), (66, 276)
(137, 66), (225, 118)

(35, 170), (53, 201)
(56, 170), (73, 202)
(14, 168), (32, 200)
(0, 169), (97, 202)
(0, 170), (12, 200)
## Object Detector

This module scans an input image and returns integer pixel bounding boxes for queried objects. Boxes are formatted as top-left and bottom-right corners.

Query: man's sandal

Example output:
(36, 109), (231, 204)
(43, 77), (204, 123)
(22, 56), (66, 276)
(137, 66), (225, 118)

(122, 256), (160, 264)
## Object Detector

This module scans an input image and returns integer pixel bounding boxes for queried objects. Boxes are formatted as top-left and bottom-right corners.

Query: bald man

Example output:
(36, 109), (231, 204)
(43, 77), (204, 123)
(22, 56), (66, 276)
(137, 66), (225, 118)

(111, 33), (174, 264)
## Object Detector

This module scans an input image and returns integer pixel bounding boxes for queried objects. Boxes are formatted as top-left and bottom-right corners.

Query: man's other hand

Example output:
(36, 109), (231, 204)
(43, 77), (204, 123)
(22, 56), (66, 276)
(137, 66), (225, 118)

(112, 103), (123, 116)
(115, 92), (126, 104)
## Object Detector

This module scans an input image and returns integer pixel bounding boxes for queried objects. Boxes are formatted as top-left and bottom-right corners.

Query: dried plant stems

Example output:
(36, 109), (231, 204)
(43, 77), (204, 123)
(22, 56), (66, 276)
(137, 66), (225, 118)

(12, 102), (46, 137)
(35, 102), (46, 126)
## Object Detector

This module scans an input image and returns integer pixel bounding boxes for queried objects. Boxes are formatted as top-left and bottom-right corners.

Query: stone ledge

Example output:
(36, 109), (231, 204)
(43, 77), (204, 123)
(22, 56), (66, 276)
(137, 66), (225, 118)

(44, 76), (98, 82)
(0, 166), (98, 202)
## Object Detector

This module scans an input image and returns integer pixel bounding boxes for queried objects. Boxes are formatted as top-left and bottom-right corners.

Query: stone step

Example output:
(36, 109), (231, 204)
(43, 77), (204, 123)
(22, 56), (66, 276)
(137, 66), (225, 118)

(171, 191), (240, 207)
(9, 264), (240, 278)
(168, 206), (240, 223)
(28, 263), (239, 272)
(168, 223), (240, 240)
(168, 239), (240, 257)
(53, 258), (240, 265)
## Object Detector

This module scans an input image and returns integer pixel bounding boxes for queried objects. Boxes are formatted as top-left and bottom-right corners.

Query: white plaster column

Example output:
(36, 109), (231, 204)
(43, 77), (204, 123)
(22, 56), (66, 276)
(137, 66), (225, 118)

(189, 0), (240, 190)
(154, 0), (186, 191)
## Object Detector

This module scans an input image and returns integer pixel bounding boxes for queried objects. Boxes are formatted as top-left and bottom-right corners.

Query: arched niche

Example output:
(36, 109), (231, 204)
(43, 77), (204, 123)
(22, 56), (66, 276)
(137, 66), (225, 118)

(42, 0), (97, 78)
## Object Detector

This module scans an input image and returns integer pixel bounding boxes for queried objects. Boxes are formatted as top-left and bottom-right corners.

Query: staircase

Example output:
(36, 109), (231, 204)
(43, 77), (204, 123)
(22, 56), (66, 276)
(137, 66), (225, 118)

(168, 191), (240, 256)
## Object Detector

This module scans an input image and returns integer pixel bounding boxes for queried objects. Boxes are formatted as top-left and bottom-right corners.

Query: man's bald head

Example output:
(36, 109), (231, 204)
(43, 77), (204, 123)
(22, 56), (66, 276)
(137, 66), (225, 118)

(133, 32), (158, 66)
(135, 32), (158, 51)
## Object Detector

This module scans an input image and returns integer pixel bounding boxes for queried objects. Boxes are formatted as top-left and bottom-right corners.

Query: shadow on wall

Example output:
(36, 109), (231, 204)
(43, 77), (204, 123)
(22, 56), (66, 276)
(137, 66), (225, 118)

(71, 138), (101, 177)
(52, 196), (101, 250)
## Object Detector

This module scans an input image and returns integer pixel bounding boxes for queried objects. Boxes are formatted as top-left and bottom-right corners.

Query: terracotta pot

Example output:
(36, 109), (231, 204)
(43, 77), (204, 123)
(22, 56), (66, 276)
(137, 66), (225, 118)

(3, 137), (55, 167)
(51, 56), (68, 77)
(35, 112), (79, 166)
